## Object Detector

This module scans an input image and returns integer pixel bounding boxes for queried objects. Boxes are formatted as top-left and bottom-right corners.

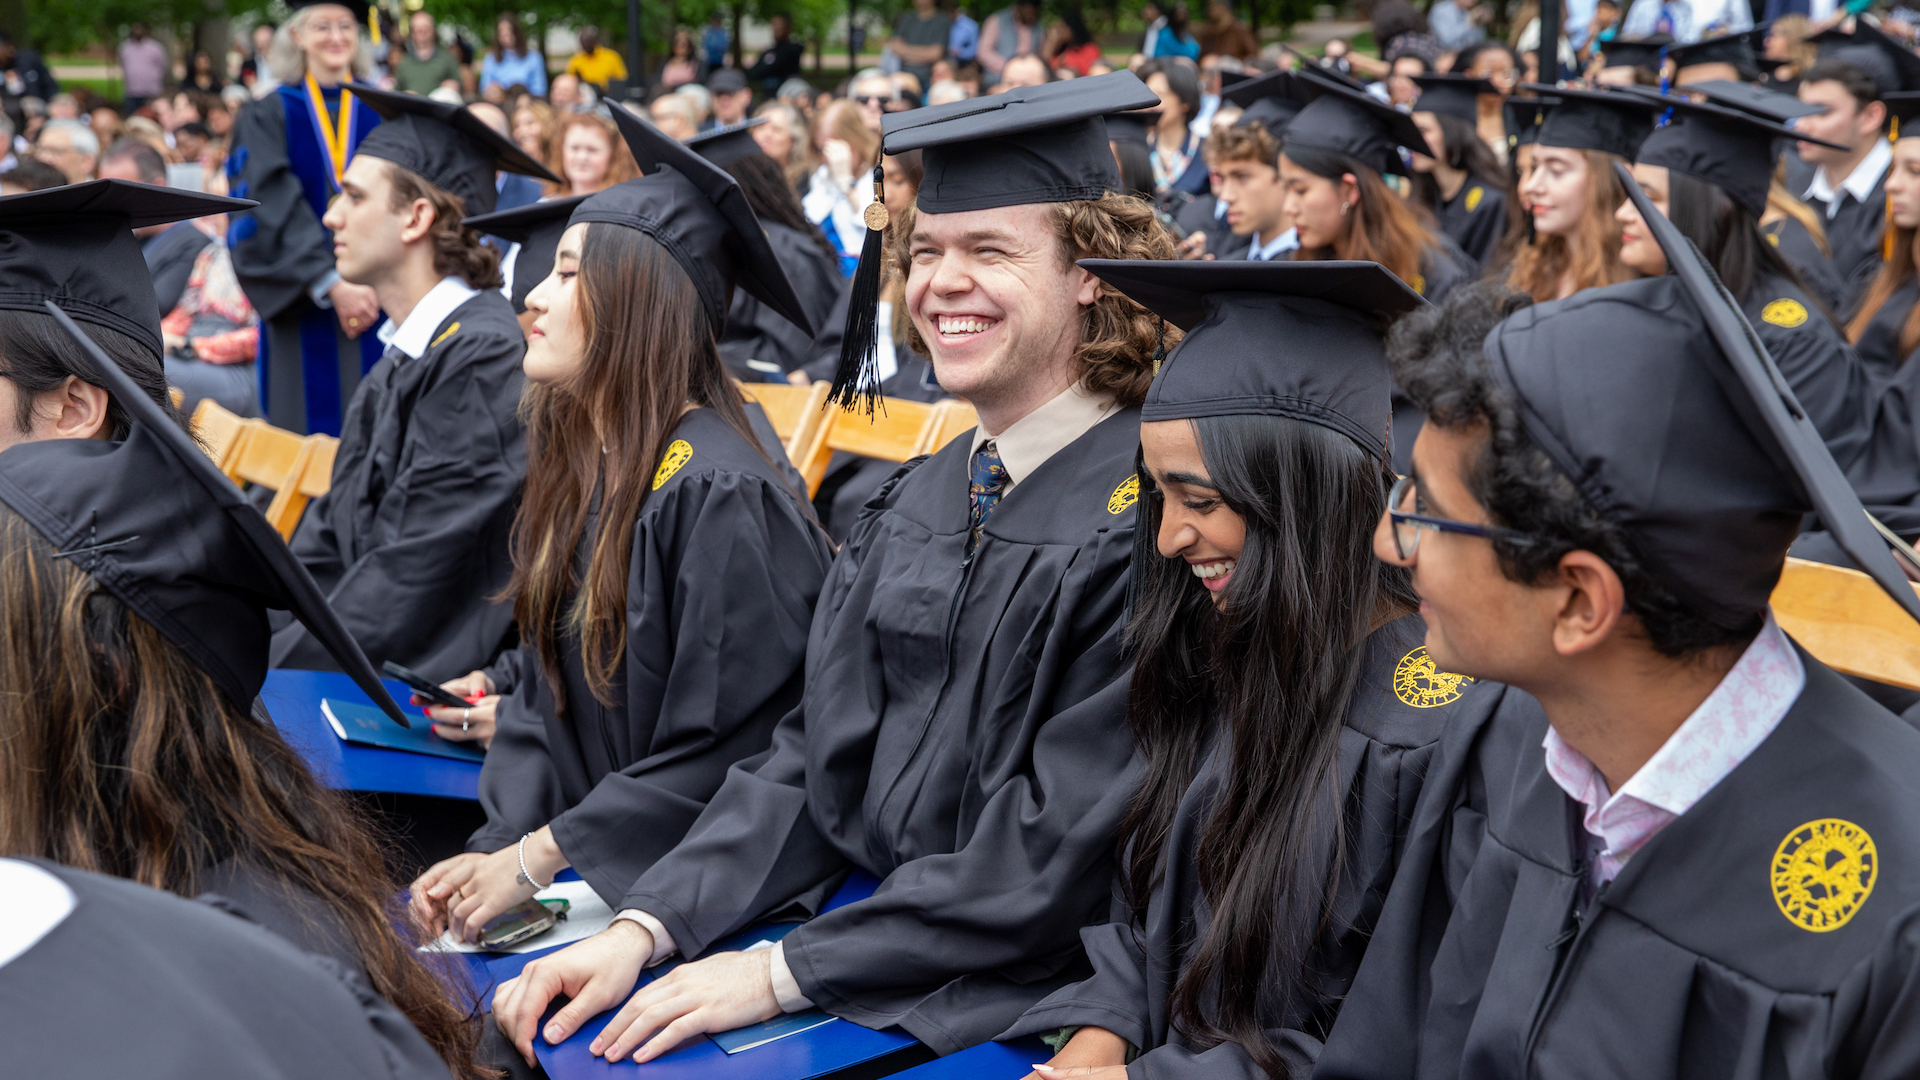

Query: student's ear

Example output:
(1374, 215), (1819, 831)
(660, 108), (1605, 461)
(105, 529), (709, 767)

(401, 197), (437, 245)
(44, 375), (113, 441)
(1548, 549), (1628, 657)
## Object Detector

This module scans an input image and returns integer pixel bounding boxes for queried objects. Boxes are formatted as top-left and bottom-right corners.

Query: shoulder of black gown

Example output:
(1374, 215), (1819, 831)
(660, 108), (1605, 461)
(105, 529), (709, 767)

(422, 287), (525, 362)
(764, 220), (847, 324)
(1740, 271), (1873, 468)
(971, 406), (1145, 546)
(647, 405), (815, 510)
(0, 860), (454, 1080)
(194, 857), (366, 980)
(227, 90), (332, 322)
(1417, 235), (1474, 304)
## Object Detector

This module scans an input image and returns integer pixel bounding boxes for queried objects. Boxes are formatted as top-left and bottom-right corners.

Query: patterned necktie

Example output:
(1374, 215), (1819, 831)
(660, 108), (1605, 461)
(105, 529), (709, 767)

(968, 441), (1010, 552)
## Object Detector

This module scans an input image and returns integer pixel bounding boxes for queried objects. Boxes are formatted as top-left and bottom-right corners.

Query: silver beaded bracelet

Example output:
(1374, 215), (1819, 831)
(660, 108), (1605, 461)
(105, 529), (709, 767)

(516, 832), (552, 890)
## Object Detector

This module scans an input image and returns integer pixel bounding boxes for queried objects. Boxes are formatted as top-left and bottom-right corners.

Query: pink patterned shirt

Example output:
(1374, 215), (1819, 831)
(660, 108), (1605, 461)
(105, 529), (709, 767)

(1542, 614), (1805, 888)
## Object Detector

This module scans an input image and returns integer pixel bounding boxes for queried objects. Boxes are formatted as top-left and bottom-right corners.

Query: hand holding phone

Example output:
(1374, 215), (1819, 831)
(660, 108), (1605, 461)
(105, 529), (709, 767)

(382, 660), (470, 709)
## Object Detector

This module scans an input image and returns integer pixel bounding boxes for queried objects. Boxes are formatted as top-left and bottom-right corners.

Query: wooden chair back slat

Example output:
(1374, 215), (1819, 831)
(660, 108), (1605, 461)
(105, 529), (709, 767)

(1771, 556), (1920, 691)
(189, 398), (252, 476)
(798, 397), (938, 496)
(914, 400), (978, 456)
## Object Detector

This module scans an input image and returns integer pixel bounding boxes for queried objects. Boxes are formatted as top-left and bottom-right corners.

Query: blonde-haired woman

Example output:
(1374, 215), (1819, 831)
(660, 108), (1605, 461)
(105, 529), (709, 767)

(753, 99), (816, 194)
(512, 97), (557, 167)
(1506, 88), (1648, 301)
(543, 112), (639, 198)
(228, 0), (383, 436)
(802, 98), (880, 276)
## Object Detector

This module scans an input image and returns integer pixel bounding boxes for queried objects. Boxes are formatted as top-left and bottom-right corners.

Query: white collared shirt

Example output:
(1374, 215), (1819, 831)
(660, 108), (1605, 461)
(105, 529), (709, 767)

(376, 275), (481, 360)
(1805, 138), (1893, 220)
(1246, 227), (1299, 262)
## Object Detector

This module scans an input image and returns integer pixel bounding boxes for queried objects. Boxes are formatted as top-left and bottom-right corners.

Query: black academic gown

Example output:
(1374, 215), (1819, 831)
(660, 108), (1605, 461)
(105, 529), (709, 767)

(1314, 647), (1920, 1080)
(1787, 154), (1887, 316)
(270, 287), (527, 683)
(1762, 216), (1847, 316)
(1839, 329), (1920, 538)
(718, 221), (846, 382)
(1851, 274), (1919, 382)
(1435, 179), (1507, 270)
(1175, 192), (1253, 261)
(0, 860), (453, 1080)
(467, 407), (833, 906)
(1004, 616), (1497, 1078)
(620, 407), (1144, 1055)
(1741, 273), (1874, 470)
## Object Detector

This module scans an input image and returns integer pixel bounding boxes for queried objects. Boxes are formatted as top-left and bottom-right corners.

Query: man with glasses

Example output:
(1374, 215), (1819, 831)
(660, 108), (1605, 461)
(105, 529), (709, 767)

(1317, 236), (1920, 1072)
(33, 119), (97, 184)
(848, 70), (900, 134)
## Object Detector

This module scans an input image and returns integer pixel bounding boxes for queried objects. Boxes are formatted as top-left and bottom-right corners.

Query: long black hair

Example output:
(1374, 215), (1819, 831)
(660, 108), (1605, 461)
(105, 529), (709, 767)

(1663, 168), (1818, 313)
(723, 150), (841, 262)
(1120, 412), (1417, 1077)
(1407, 112), (1507, 222)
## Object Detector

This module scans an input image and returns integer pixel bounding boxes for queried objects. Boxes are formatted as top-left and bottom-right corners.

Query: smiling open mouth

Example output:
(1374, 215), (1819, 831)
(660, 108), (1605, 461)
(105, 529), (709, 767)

(936, 315), (997, 336)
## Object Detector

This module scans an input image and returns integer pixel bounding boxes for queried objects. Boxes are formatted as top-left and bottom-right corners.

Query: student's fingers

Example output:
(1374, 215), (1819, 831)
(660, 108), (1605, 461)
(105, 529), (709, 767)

(493, 971), (552, 1063)
(628, 1009), (713, 1064)
(589, 981), (675, 1058)
(541, 969), (634, 1048)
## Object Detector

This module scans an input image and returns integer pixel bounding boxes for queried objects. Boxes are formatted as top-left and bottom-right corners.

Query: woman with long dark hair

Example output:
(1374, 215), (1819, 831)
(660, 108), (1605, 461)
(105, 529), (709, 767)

(1007, 260), (1493, 1080)
(1408, 74), (1509, 268)
(1847, 103), (1920, 379)
(1614, 92), (1873, 470)
(1140, 58), (1210, 200)
(407, 109), (834, 946)
(1506, 86), (1648, 301)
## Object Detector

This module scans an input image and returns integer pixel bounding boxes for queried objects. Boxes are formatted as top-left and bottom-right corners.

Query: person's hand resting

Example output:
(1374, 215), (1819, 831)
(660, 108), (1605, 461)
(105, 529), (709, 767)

(409, 827), (565, 942)
(587, 947), (784, 1063)
(419, 670), (498, 747)
(329, 280), (381, 338)
(1023, 1025), (1129, 1080)
(492, 921), (655, 1066)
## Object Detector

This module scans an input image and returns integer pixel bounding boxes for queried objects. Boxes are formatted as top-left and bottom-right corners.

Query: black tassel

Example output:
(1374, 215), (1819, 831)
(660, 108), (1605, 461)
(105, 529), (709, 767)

(829, 162), (890, 414)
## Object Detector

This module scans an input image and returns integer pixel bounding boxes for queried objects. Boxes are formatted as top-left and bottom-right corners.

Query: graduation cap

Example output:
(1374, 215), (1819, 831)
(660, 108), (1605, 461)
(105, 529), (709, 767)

(828, 72), (1160, 409)
(0, 302), (411, 726)
(0, 179), (253, 360)
(1598, 34), (1674, 72)
(1079, 260), (1428, 457)
(1480, 164), (1920, 630)
(348, 85), (560, 217)
(1104, 109), (1158, 148)
(1504, 95), (1552, 149)
(1411, 74), (1500, 124)
(1809, 21), (1920, 98)
(1887, 90), (1920, 136)
(1624, 89), (1846, 216)
(1520, 84), (1655, 160)
(1282, 66), (1429, 176)
(1683, 78), (1825, 122)
(588, 104), (814, 340)
(687, 117), (772, 167)
(1668, 27), (1764, 79)
(1221, 68), (1311, 135)
(1218, 69), (1255, 90)
(462, 194), (589, 313)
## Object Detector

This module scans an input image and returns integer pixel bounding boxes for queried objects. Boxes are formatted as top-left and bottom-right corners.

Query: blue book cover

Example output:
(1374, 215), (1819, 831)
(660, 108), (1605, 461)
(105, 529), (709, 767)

(321, 698), (486, 762)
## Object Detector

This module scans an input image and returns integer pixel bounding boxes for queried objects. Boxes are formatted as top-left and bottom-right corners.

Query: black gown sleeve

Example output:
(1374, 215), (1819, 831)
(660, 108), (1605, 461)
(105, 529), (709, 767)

(228, 93), (337, 322)
(1826, 900), (1920, 1079)
(1450, 184), (1506, 270)
(1745, 286), (1873, 470)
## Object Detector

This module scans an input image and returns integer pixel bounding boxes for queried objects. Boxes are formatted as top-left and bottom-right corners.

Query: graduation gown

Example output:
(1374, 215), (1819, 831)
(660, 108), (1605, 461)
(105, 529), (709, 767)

(1850, 274), (1918, 382)
(270, 288), (527, 683)
(0, 860), (454, 1080)
(1004, 616), (1498, 1078)
(719, 221), (846, 382)
(1762, 216), (1847, 316)
(467, 407), (833, 906)
(1837, 324), (1920, 538)
(1786, 155), (1887, 317)
(619, 407), (1145, 1054)
(1741, 273), (1874, 470)
(1174, 191), (1253, 262)
(1435, 179), (1507, 270)
(1314, 647), (1920, 1080)
(228, 83), (386, 436)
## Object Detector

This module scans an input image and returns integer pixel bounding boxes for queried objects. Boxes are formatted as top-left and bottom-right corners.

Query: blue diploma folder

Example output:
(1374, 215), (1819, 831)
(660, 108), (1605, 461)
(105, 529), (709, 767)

(321, 697), (486, 763)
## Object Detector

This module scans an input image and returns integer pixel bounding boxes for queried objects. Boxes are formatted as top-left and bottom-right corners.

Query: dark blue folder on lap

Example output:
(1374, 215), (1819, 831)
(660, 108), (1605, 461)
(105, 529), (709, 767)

(323, 698), (486, 762)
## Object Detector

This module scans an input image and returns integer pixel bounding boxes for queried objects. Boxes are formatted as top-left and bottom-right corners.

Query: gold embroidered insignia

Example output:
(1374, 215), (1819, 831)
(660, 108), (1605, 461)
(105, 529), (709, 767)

(652, 440), (693, 490)
(1767, 233), (1781, 247)
(1412, 274), (1427, 295)
(1392, 646), (1473, 708)
(1773, 818), (1877, 932)
(1761, 299), (1808, 329)
(1465, 186), (1484, 212)
(429, 321), (461, 348)
(1108, 475), (1139, 515)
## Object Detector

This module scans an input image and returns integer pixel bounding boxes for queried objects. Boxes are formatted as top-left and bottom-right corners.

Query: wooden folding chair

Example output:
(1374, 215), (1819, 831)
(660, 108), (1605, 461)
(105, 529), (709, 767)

(264, 434), (340, 541)
(737, 379), (832, 466)
(189, 398), (252, 475)
(1771, 556), (1920, 691)
(797, 396), (938, 497)
(913, 400), (978, 456)
(168, 387), (184, 409)
(226, 421), (307, 506)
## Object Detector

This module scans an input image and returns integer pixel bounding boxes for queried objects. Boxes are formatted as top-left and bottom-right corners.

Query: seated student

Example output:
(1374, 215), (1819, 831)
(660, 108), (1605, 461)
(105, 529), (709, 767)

(687, 118), (846, 383)
(463, 192), (591, 337)
(0, 861), (454, 1079)
(1314, 188), (1920, 1078)
(1507, 86), (1650, 302)
(1667, 27), (1763, 86)
(269, 89), (560, 683)
(1846, 90), (1920, 378)
(1408, 74), (1509, 269)
(407, 109), (834, 943)
(487, 73), (1172, 1067)
(1207, 120), (1298, 262)
(1615, 90), (1874, 470)
(0, 292), (485, 1077)
(1004, 261), (1500, 1078)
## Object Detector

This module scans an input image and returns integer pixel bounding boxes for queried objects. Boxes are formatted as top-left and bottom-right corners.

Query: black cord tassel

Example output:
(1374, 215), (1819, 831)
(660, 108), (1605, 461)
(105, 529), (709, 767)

(828, 162), (890, 414)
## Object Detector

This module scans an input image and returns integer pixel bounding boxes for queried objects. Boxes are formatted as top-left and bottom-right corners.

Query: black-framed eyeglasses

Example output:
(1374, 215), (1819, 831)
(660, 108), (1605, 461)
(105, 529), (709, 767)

(853, 94), (894, 106)
(1387, 475), (1535, 560)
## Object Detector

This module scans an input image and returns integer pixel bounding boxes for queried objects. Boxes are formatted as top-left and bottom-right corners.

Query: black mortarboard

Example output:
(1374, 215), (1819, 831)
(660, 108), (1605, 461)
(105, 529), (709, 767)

(1504, 95), (1552, 149)
(1668, 27), (1764, 79)
(828, 72), (1160, 408)
(1218, 69), (1254, 90)
(349, 86), (560, 217)
(1222, 68), (1310, 135)
(462, 194), (589, 313)
(0, 302), (410, 725)
(1598, 34), (1673, 72)
(1625, 89), (1846, 216)
(1683, 78), (1825, 122)
(1104, 109), (1157, 148)
(1522, 84), (1655, 159)
(1282, 67), (1428, 176)
(687, 117), (772, 166)
(1481, 166), (1920, 629)
(1411, 74), (1500, 124)
(1810, 21), (1920, 98)
(1080, 260), (1427, 457)
(0, 179), (253, 360)
(1886, 90), (1920, 134)
(590, 105), (813, 338)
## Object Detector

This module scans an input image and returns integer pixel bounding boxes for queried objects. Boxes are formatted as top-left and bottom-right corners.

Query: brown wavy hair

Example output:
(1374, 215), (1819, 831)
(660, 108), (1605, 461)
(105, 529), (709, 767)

(1505, 149), (1633, 301)
(505, 223), (764, 709)
(1283, 146), (1434, 292)
(0, 507), (488, 1079)
(887, 192), (1179, 408)
(1847, 222), (1920, 360)
(384, 162), (504, 291)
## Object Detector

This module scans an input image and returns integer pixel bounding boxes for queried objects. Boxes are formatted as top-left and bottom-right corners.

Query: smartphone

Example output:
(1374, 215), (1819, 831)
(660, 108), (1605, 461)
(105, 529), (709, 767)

(381, 660), (468, 709)
(479, 897), (569, 950)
